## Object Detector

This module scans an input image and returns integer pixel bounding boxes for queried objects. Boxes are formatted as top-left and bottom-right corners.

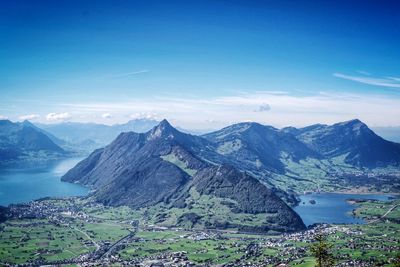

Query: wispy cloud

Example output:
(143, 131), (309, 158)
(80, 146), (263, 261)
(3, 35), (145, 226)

(334, 73), (400, 88)
(19, 114), (40, 120)
(108, 70), (150, 79)
(92, 70), (150, 81)
(0, 115), (8, 120)
(46, 112), (71, 121)
(101, 113), (112, 119)
(254, 103), (271, 112)
(58, 91), (400, 128)
(356, 70), (371, 76)
(388, 77), (400, 82)
(130, 112), (159, 120)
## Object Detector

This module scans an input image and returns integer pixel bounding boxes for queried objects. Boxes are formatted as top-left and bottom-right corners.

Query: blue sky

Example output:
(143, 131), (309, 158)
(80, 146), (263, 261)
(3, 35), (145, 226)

(1, 0), (399, 128)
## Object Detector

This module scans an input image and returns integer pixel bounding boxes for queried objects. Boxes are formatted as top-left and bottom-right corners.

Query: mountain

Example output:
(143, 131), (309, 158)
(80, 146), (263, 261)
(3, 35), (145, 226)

(62, 120), (305, 232)
(63, 118), (400, 222)
(0, 120), (65, 164)
(202, 119), (400, 194)
(289, 119), (400, 168)
(36, 119), (160, 152)
(20, 120), (67, 147)
(190, 165), (304, 231)
(203, 122), (319, 174)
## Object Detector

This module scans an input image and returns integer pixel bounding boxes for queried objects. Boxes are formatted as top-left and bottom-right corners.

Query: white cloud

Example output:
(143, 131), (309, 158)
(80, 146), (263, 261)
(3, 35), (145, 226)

(19, 114), (40, 120)
(357, 70), (371, 76)
(102, 113), (112, 119)
(130, 112), (159, 120)
(0, 115), (8, 120)
(108, 70), (149, 79)
(388, 77), (400, 82)
(46, 112), (71, 121)
(255, 103), (271, 112)
(60, 91), (400, 128)
(334, 73), (400, 88)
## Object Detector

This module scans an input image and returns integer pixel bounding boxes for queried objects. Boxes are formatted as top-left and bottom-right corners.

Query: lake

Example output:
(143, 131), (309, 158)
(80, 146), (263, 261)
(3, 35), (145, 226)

(0, 157), (89, 206)
(294, 192), (394, 226)
(0, 161), (395, 226)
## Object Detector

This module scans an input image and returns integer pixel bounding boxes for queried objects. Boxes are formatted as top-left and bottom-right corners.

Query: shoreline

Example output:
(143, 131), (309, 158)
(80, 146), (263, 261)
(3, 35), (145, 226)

(297, 190), (399, 196)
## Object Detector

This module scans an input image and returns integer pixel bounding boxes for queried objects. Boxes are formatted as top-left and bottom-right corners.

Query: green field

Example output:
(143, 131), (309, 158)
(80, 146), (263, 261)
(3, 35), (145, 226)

(0, 197), (399, 266)
(120, 234), (244, 264)
(0, 218), (95, 264)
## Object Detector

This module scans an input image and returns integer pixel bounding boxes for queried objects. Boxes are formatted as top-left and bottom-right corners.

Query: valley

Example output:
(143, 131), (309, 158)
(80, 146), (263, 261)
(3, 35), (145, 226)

(273, 155), (400, 194)
(0, 197), (398, 266)
(1, 118), (399, 266)
(2, 118), (399, 197)
(3, 2), (399, 266)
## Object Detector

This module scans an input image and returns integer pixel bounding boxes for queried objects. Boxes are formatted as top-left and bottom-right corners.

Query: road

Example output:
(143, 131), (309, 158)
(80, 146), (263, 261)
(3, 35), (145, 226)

(71, 226), (100, 250)
(369, 204), (399, 224)
(98, 230), (136, 259)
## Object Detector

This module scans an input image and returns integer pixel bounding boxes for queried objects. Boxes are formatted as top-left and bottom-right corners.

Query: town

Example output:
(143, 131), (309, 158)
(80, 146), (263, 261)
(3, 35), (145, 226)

(1, 196), (398, 266)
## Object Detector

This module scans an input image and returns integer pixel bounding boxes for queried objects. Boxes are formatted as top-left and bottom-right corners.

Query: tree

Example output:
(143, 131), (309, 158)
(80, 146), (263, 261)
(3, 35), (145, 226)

(394, 254), (400, 267)
(310, 233), (335, 267)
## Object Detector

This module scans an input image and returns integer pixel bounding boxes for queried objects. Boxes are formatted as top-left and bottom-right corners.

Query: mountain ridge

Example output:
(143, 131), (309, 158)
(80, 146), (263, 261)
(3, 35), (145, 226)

(62, 119), (306, 232)
(36, 119), (160, 152)
(289, 119), (400, 167)
(0, 120), (66, 165)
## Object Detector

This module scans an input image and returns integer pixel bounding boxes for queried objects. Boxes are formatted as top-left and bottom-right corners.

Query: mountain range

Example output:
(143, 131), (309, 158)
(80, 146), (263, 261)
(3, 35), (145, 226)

(62, 120), (306, 232)
(1, 117), (399, 231)
(2, 118), (399, 192)
(36, 119), (160, 152)
(0, 120), (65, 165)
(62, 119), (400, 231)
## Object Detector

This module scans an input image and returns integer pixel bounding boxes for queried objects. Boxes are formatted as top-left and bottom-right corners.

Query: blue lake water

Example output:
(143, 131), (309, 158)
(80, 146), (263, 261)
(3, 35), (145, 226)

(294, 193), (394, 226)
(0, 158), (89, 206)
(0, 160), (395, 226)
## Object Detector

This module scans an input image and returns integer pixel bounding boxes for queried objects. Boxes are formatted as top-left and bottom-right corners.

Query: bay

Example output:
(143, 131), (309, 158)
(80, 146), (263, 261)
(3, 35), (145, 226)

(294, 192), (394, 226)
(0, 157), (88, 206)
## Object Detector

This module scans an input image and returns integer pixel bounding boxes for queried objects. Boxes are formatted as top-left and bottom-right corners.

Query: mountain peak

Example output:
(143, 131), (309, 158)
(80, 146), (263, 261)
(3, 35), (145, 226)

(334, 119), (369, 135)
(216, 122), (268, 135)
(339, 119), (363, 126)
(21, 120), (35, 127)
(147, 119), (177, 140)
(155, 119), (175, 133)
(158, 119), (172, 128)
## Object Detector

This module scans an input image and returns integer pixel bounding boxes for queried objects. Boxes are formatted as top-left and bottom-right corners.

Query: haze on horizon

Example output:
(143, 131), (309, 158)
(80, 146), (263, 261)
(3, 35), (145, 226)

(1, 0), (400, 130)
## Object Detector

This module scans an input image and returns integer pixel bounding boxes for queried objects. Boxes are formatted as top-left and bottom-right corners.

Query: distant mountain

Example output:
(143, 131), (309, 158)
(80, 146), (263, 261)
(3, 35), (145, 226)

(62, 120), (305, 232)
(203, 122), (320, 174)
(0, 120), (65, 165)
(288, 119), (400, 168)
(36, 119), (160, 151)
(203, 119), (400, 193)
(20, 120), (66, 147)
